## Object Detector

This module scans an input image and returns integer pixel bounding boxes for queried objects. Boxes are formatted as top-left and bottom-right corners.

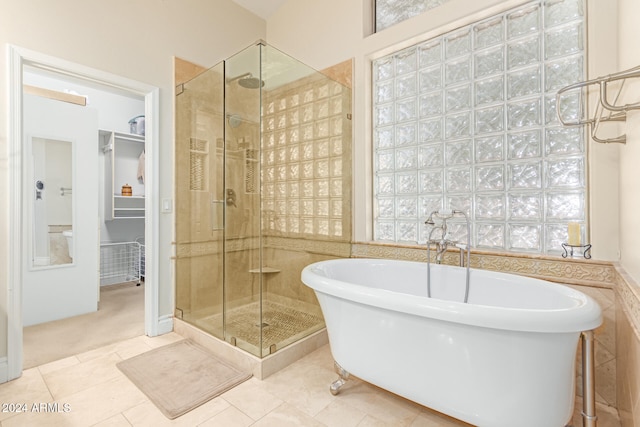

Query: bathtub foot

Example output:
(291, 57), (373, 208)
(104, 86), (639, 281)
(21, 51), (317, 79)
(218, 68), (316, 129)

(330, 361), (350, 396)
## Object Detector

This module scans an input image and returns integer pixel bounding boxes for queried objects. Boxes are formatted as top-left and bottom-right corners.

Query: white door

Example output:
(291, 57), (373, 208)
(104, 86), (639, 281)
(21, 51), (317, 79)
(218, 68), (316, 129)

(22, 94), (100, 326)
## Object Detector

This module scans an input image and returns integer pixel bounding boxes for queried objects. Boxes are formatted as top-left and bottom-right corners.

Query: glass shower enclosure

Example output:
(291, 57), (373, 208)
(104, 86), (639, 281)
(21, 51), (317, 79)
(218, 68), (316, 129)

(175, 42), (352, 358)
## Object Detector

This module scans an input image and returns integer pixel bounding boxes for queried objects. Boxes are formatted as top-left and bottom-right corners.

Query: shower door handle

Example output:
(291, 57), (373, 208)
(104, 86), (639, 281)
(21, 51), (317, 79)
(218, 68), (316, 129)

(226, 188), (237, 207)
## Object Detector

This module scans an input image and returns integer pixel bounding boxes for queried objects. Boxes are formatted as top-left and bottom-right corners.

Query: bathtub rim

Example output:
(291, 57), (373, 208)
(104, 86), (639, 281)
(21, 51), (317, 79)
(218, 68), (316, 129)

(301, 258), (603, 333)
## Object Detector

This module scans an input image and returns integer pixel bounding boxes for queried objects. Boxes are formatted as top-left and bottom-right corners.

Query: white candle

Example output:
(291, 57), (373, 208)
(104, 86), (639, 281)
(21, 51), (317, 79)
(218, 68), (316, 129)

(567, 222), (581, 246)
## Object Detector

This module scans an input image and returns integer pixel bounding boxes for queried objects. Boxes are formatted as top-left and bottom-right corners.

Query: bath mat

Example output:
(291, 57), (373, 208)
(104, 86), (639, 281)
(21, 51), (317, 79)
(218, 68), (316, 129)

(117, 339), (251, 419)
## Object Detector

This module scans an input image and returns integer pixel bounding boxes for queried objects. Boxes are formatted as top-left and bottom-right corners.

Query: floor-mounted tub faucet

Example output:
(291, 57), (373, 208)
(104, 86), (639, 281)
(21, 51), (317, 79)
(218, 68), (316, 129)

(425, 209), (471, 302)
(425, 212), (451, 264)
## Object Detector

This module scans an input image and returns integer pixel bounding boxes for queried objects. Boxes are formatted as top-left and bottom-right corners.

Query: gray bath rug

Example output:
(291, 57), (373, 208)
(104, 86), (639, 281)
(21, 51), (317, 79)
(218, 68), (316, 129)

(117, 339), (251, 419)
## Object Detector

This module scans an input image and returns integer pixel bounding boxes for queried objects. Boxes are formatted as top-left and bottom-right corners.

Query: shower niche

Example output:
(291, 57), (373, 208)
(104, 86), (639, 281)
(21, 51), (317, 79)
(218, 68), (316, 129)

(175, 42), (352, 361)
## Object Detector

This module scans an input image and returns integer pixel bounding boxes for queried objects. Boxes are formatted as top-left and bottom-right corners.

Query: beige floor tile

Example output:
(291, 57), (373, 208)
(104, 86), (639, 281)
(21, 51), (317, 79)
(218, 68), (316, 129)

(251, 402), (325, 427)
(0, 368), (53, 423)
(313, 399), (367, 427)
(55, 375), (147, 426)
(1, 376), (145, 427)
(262, 356), (338, 416)
(197, 405), (254, 427)
(76, 336), (152, 362)
(121, 402), (162, 426)
(42, 353), (124, 399)
(356, 414), (401, 426)
(296, 343), (336, 368)
(114, 339), (156, 360)
(410, 409), (472, 426)
(220, 377), (284, 421)
(122, 397), (230, 427)
(334, 381), (421, 426)
(37, 356), (81, 376)
(93, 413), (135, 426)
(1, 407), (76, 427)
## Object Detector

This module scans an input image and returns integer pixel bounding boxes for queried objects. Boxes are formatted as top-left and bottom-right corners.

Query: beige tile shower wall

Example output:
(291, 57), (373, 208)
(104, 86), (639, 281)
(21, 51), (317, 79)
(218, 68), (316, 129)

(616, 268), (640, 427)
(175, 57), (208, 87)
(261, 247), (334, 307)
(571, 285), (617, 407)
(262, 237), (352, 311)
(175, 70), (225, 243)
(174, 58), (226, 317)
(320, 59), (353, 90)
(174, 253), (223, 315)
(224, 246), (259, 307)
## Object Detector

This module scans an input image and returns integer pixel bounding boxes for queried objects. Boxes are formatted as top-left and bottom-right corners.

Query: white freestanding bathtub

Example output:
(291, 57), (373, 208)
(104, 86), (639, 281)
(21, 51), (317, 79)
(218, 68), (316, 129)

(301, 258), (602, 427)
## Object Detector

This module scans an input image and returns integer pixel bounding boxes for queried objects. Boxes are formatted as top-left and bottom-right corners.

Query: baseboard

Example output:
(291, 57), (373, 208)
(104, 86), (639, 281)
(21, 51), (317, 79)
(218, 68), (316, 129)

(0, 357), (8, 383)
(157, 314), (173, 335)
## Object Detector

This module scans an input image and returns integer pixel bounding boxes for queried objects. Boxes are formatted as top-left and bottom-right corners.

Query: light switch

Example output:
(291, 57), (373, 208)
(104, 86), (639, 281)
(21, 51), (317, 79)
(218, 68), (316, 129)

(162, 198), (173, 213)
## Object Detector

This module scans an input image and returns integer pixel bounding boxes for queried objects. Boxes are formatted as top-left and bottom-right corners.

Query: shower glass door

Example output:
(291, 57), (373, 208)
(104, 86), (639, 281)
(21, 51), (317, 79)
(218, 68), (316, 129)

(223, 44), (265, 356)
(174, 61), (225, 339)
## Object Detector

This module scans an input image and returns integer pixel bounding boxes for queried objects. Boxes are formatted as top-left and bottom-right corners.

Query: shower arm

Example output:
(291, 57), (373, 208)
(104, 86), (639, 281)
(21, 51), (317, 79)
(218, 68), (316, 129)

(225, 72), (253, 84)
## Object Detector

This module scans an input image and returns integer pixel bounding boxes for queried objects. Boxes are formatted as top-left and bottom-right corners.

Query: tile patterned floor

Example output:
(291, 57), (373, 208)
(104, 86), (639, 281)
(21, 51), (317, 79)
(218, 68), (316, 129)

(0, 332), (622, 426)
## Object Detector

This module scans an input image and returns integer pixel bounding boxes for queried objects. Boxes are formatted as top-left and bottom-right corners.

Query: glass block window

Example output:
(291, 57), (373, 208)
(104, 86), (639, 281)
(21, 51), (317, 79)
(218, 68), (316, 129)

(372, 0), (586, 254)
(376, 0), (453, 32)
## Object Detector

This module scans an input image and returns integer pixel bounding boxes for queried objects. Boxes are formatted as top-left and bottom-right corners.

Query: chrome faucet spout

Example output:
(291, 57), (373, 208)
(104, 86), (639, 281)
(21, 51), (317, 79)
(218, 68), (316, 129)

(425, 208), (472, 303)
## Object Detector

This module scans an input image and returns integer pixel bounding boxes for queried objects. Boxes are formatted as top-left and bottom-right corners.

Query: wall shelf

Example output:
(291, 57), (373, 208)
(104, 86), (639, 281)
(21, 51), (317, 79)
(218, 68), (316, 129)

(100, 130), (145, 220)
(249, 267), (281, 274)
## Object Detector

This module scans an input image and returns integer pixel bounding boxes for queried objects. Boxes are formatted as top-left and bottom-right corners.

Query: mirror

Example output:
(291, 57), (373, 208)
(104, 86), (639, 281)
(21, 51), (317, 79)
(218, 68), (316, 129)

(31, 137), (73, 268)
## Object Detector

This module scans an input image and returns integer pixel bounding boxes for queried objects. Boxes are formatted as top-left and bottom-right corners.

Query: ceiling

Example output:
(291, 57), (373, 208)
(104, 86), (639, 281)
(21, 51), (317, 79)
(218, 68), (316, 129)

(231, 0), (288, 19)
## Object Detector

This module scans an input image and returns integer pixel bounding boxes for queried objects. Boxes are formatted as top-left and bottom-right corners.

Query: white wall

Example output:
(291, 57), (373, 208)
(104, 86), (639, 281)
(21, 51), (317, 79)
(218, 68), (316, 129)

(618, 0), (640, 283)
(24, 71), (146, 134)
(268, 0), (625, 263)
(0, 0), (265, 360)
(25, 70), (147, 245)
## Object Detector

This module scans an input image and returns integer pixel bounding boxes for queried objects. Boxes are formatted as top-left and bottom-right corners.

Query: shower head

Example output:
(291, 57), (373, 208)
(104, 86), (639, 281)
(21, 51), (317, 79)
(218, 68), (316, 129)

(238, 75), (264, 89)
(226, 72), (264, 89)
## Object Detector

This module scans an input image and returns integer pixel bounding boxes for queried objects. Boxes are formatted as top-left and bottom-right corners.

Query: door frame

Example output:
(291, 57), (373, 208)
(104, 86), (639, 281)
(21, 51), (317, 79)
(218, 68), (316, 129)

(6, 45), (161, 381)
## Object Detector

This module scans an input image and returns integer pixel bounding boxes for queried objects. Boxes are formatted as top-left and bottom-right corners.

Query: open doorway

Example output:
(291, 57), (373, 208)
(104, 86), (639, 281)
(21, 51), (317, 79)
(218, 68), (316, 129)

(21, 70), (146, 368)
(6, 45), (161, 381)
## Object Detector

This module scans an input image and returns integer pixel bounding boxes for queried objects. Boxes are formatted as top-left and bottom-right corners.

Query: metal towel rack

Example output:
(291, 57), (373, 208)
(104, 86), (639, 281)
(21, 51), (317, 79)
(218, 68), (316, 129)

(556, 65), (640, 144)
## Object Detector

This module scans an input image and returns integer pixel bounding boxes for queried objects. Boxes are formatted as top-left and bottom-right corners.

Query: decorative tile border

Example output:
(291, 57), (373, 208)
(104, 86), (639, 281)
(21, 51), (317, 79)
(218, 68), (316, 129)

(265, 236), (352, 258)
(471, 252), (616, 287)
(174, 236), (350, 259)
(174, 237), (259, 259)
(353, 242), (616, 288)
(615, 265), (640, 339)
